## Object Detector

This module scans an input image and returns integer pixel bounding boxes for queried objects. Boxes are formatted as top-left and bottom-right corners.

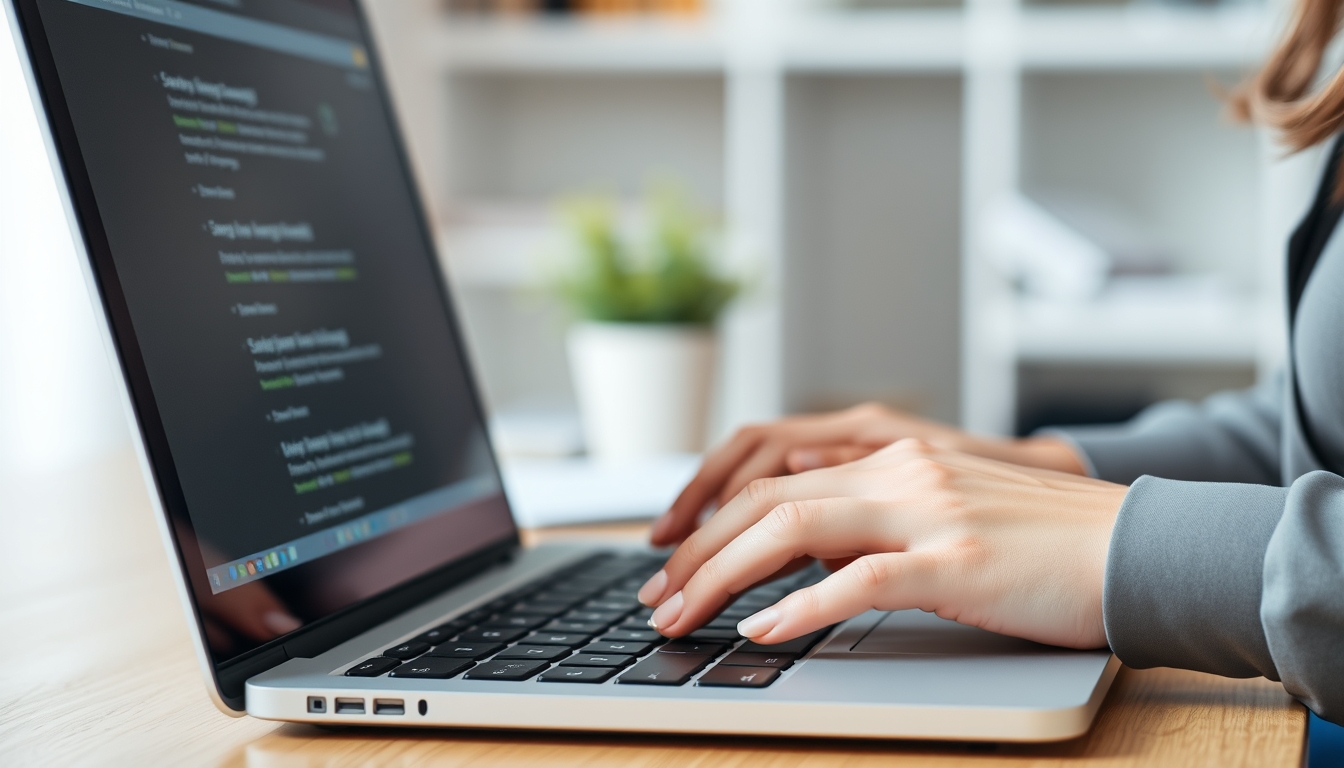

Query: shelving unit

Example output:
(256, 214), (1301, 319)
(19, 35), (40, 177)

(364, 0), (1295, 446)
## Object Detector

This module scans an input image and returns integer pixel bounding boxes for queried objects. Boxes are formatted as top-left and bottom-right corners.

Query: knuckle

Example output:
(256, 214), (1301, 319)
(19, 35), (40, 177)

(947, 536), (989, 568)
(762, 501), (811, 540)
(790, 584), (823, 614)
(745, 476), (780, 504)
(894, 437), (935, 455)
(851, 555), (894, 591)
(676, 535), (707, 568)
(694, 556), (730, 590)
(851, 401), (890, 419)
(906, 456), (952, 484)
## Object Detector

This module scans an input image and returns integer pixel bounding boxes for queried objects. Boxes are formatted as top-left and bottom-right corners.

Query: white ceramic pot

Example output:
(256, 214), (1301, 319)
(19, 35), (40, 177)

(567, 322), (717, 460)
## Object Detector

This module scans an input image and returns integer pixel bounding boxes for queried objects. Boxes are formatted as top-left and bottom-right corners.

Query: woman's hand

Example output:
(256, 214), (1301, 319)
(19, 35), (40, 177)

(637, 439), (1126, 650)
(650, 403), (1087, 546)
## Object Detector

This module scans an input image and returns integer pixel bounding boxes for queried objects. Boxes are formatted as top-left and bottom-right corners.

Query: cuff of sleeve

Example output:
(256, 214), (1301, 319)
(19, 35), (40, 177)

(1103, 476), (1283, 679)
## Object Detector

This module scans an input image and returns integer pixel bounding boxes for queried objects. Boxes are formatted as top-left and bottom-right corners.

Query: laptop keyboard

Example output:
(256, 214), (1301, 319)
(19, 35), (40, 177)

(345, 552), (834, 689)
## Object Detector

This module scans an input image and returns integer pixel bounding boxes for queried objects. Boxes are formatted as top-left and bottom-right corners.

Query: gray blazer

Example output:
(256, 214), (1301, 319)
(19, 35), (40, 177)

(1050, 139), (1344, 721)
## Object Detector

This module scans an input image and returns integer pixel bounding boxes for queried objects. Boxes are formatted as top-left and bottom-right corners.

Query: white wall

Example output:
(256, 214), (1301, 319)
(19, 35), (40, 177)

(785, 74), (963, 422)
(0, 5), (127, 474)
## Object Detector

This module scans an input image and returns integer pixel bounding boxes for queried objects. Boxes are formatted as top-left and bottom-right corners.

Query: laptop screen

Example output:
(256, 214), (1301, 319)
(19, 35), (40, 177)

(17, 0), (517, 664)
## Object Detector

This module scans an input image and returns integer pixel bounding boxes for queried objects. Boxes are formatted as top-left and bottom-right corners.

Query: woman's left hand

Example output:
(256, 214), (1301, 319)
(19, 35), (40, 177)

(636, 438), (1128, 650)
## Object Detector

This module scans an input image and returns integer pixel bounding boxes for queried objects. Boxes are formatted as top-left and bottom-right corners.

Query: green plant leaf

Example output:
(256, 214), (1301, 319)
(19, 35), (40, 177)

(551, 186), (739, 325)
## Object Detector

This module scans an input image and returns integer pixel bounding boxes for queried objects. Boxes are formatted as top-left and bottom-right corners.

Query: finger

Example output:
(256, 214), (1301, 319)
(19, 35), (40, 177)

(737, 552), (941, 645)
(714, 443), (793, 509)
(714, 416), (890, 508)
(655, 497), (904, 636)
(786, 445), (878, 473)
(651, 429), (765, 546)
(645, 469), (839, 606)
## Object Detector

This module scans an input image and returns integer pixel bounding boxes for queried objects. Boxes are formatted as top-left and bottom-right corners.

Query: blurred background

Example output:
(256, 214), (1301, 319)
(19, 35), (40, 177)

(0, 0), (1324, 517)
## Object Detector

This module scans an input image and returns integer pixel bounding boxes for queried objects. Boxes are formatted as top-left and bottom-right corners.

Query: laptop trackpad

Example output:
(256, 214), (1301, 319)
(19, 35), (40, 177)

(848, 610), (1053, 656)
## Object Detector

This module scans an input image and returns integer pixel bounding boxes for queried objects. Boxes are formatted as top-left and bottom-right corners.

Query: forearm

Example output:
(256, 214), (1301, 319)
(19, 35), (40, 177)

(1105, 471), (1344, 723)
(1043, 378), (1283, 486)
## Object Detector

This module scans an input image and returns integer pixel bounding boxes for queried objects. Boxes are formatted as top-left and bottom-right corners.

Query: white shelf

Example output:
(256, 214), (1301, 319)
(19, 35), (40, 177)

(422, 6), (1272, 75)
(1009, 287), (1260, 365)
(423, 17), (725, 73)
(436, 203), (554, 288)
(373, 0), (1288, 438)
(437, 225), (547, 288)
(1018, 6), (1274, 70)
(781, 9), (965, 72)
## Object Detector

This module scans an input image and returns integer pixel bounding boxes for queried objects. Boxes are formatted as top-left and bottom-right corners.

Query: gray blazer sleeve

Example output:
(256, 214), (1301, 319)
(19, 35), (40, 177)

(1105, 470), (1344, 722)
(1040, 375), (1283, 486)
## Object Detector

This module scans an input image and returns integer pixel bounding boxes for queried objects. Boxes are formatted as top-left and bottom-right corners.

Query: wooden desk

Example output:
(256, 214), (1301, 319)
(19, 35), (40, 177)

(0, 450), (1306, 766)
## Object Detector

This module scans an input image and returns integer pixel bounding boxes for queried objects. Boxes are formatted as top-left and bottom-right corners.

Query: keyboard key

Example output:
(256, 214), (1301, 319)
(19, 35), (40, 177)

(705, 617), (742, 630)
(658, 639), (729, 657)
(414, 623), (464, 646)
(538, 666), (619, 684)
(561, 653), (636, 668)
(615, 617), (656, 630)
(391, 657), (474, 679)
(601, 629), (663, 644)
(529, 592), (584, 606)
(697, 665), (780, 688)
(618, 653), (714, 686)
(523, 632), (591, 647)
(543, 620), (608, 634)
(425, 642), (504, 660)
(580, 641), (653, 656)
(688, 629), (742, 643)
(480, 614), (550, 630)
(584, 599), (640, 612)
(718, 651), (797, 669)
(563, 610), (627, 625)
(512, 601), (572, 616)
(463, 660), (550, 682)
(738, 627), (834, 656)
(494, 644), (572, 661)
(345, 657), (400, 677)
(457, 627), (528, 644)
(382, 641), (431, 660)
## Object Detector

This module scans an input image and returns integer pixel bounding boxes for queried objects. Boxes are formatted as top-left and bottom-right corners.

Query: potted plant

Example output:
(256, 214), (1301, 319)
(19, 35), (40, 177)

(554, 188), (739, 460)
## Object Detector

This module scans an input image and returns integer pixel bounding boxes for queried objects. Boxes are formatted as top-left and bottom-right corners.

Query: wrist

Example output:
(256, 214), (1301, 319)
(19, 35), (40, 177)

(1012, 436), (1090, 475)
(952, 434), (1089, 475)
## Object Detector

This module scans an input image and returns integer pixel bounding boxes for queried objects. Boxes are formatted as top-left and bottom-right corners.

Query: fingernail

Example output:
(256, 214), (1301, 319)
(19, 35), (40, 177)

(262, 611), (302, 635)
(637, 569), (668, 606)
(651, 590), (684, 631)
(792, 450), (822, 471)
(737, 608), (780, 639)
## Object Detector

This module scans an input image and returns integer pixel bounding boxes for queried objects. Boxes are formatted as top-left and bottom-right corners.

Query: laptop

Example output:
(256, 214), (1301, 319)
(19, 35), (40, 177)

(4, 0), (1118, 741)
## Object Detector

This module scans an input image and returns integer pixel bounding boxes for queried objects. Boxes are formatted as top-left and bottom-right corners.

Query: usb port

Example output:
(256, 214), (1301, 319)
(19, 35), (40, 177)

(334, 698), (365, 715)
(373, 698), (405, 716)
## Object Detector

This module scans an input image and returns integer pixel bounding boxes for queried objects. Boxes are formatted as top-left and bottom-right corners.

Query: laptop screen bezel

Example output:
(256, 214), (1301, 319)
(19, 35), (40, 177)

(5, 0), (522, 711)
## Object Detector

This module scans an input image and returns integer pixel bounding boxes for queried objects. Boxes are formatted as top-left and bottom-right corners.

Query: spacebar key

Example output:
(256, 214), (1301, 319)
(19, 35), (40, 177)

(617, 653), (712, 686)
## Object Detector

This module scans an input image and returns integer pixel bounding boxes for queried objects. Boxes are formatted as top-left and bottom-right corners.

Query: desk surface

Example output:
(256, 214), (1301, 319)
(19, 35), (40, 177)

(0, 450), (1306, 766)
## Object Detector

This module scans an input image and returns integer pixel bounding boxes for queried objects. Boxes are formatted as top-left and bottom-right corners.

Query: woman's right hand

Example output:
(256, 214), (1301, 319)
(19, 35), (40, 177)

(649, 403), (1088, 547)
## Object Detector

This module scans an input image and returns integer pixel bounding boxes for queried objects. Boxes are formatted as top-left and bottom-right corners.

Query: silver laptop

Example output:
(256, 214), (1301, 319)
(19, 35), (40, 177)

(5, 0), (1117, 741)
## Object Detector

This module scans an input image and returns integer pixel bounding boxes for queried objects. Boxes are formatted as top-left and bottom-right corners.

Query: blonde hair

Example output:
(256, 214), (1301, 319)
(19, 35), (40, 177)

(1231, 0), (1344, 194)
